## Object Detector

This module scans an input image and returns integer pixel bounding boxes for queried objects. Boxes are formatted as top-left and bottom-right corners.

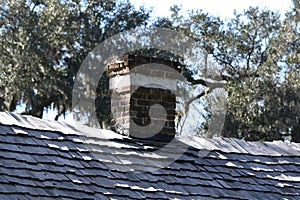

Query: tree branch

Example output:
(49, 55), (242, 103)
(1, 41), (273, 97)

(186, 75), (227, 89)
(177, 88), (211, 134)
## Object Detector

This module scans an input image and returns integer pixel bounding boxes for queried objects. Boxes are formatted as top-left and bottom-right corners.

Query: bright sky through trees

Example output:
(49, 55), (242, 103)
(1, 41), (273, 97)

(130, 0), (294, 19)
(30, 0), (295, 123)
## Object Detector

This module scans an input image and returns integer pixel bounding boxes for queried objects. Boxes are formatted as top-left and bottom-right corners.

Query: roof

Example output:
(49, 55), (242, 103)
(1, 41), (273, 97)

(0, 112), (300, 199)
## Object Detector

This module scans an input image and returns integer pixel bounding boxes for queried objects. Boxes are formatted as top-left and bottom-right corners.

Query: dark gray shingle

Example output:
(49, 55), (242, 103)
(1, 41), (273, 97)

(0, 112), (300, 199)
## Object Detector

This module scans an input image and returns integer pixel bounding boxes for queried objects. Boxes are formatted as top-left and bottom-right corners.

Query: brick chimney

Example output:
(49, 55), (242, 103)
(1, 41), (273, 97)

(106, 54), (182, 142)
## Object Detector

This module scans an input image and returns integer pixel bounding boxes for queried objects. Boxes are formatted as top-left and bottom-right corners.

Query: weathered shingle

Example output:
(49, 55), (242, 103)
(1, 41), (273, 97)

(0, 112), (300, 199)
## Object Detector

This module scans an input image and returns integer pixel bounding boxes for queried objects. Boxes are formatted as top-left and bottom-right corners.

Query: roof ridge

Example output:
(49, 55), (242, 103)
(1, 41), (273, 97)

(0, 112), (125, 140)
(0, 112), (78, 134)
(0, 112), (300, 156)
(178, 136), (300, 156)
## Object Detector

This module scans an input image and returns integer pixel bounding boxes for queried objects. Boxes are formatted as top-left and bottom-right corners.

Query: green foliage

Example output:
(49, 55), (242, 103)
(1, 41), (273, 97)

(173, 7), (300, 141)
(0, 0), (149, 121)
(1, 1), (299, 142)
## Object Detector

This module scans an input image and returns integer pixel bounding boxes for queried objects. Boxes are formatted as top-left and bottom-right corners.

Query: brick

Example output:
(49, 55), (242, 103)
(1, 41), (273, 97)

(108, 54), (178, 139)
(117, 67), (130, 75)
(115, 118), (123, 125)
(130, 99), (136, 106)
(161, 101), (176, 108)
(130, 105), (146, 113)
(121, 111), (129, 117)
(136, 112), (149, 118)
(161, 95), (176, 102)
(119, 99), (130, 106)
(137, 100), (151, 106)
(115, 106), (125, 113)
(166, 108), (176, 115)
(150, 70), (164, 77)
(111, 100), (119, 107)
(134, 87), (151, 94)
(118, 93), (130, 100)
(147, 93), (162, 100)
(118, 85), (130, 92)
(143, 117), (151, 125)
(166, 121), (175, 128)
(112, 112), (121, 119)
(165, 72), (180, 79)
(124, 105), (130, 112)
(161, 127), (175, 135)
(111, 107), (117, 113)
(167, 115), (175, 120)
(131, 67), (150, 75)
(131, 92), (148, 99)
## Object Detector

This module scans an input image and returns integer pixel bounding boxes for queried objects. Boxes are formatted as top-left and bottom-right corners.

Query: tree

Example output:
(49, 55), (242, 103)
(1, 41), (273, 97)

(221, 9), (299, 141)
(0, 0), (149, 121)
(172, 7), (300, 141)
(1, 1), (299, 142)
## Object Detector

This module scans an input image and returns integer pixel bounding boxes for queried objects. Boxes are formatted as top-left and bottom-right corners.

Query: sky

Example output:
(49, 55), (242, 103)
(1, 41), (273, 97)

(130, 0), (295, 19)
(37, 0), (296, 123)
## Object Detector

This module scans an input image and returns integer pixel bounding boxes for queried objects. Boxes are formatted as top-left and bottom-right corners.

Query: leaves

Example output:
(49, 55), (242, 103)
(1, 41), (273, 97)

(1, 2), (299, 141)
(0, 0), (149, 120)
(172, 7), (299, 141)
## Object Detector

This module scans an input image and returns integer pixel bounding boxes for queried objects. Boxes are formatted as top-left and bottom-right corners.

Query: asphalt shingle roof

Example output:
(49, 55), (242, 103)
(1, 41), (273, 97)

(0, 112), (300, 199)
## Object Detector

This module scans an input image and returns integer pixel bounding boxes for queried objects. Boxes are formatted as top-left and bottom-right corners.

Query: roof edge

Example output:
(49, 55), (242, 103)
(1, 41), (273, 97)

(1, 112), (300, 156)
